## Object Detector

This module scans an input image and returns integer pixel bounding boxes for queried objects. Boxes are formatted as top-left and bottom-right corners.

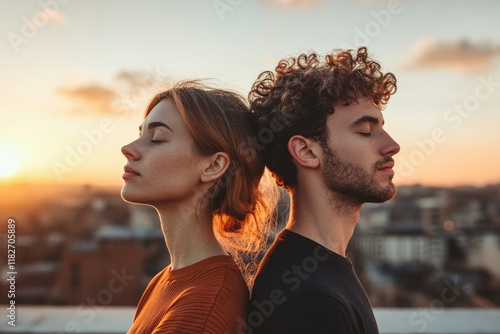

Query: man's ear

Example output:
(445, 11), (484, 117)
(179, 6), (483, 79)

(200, 152), (230, 183)
(288, 135), (320, 169)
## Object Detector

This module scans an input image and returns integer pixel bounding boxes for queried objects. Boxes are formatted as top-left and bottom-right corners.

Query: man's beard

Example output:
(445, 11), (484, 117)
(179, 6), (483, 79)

(321, 142), (396, 207)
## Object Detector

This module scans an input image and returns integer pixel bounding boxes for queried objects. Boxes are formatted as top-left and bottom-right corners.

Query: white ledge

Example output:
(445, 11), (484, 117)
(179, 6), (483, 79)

(373, 308), (500, 333)
(1, 306), (500, 333)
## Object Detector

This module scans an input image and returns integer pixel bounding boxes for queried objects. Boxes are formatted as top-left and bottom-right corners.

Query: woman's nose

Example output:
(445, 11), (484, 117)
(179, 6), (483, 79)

(121, 141), (140, 160)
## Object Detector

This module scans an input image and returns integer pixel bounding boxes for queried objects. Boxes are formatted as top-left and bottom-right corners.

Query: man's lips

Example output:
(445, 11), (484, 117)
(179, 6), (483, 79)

(377, 161), (394, 170)
(377, 160), (395, 176)
(123, 166), (140, 179)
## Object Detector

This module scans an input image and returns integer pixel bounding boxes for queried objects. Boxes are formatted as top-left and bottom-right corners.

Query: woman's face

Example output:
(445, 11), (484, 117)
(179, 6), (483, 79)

(121, 99), (207, 207)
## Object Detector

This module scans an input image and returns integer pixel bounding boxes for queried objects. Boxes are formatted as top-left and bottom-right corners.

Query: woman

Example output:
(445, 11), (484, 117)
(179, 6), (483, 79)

(121, 81), (272, 333)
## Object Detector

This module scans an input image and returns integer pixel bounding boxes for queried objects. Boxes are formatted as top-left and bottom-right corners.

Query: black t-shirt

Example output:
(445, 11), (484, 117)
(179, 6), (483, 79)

(247, 229), (378, 334)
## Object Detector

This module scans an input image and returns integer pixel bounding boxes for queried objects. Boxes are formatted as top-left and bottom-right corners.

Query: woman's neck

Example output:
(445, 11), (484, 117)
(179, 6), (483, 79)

(155, 204), (227, 270)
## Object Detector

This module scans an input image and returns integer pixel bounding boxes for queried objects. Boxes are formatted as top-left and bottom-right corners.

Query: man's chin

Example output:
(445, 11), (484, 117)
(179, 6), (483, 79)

(381, 184), (397, 202)
(366, 183), (396, 203)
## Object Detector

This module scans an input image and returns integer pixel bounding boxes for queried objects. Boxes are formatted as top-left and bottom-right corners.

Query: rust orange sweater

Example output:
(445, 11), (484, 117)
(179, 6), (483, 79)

(127, 255), (248, 334)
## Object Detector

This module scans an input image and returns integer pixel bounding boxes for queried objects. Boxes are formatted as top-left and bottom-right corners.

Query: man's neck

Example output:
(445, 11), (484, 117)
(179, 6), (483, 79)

(286, 187), (361, 257)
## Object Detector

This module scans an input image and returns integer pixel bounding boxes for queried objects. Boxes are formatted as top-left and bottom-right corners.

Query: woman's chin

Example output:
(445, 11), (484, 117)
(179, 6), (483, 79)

(120, 187), (144, 205)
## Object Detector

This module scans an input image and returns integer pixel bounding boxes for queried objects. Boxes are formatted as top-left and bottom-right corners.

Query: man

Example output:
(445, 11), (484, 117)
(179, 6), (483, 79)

(246, 47), (400, 334)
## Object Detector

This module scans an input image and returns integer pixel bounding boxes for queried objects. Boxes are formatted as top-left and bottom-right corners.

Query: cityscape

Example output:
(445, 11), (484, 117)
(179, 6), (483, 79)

(1, 182), (499, 309)
(1, 1), (500, 332)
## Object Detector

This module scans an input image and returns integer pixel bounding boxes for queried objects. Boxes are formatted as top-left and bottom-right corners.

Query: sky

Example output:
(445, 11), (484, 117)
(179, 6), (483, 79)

(1, 0), (499, 188)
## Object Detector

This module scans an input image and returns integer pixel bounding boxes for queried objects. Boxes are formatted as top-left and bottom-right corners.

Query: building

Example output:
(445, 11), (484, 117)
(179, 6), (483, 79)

(53, 225), (166, 306)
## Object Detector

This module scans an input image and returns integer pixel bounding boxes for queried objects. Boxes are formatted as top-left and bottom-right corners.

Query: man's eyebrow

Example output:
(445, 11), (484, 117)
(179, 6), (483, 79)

(350, 115), (384, 127)
(139, 121), (174, 133)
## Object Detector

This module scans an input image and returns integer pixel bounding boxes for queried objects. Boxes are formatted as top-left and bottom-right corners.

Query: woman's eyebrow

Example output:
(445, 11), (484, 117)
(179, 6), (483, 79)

(139, 121), (174, 134)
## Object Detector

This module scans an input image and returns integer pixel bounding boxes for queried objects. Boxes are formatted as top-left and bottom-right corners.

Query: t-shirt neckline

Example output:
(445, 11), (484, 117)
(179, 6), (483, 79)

(281, 228), (353, 266)
(166, 254), (234, 280)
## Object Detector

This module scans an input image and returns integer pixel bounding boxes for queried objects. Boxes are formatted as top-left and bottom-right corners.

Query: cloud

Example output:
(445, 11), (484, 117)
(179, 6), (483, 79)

(260, 0), (323, 9)
(115, 71), (148, 87)
(114, 70), (165, 91)
(57, 69), (167, 115)
(47, 10), (67, 24)
(28, 9), (67, 27)
(58, 84), (118, 115)
(399, 38), (500, 73)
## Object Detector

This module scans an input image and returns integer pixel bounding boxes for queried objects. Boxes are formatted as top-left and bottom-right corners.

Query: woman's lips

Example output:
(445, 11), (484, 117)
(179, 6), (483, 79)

(123, 166), (140, 179)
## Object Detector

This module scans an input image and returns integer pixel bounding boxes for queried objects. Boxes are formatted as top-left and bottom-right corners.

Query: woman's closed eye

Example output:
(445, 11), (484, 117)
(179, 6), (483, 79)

(150, 137), (166, 143)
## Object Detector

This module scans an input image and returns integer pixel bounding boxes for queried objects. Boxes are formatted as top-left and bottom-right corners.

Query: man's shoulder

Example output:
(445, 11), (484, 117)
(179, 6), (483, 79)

(251, 229), (343, 300)
(249, 230), (378, 333)
(255, 229), (333, 273)
(252, 231), (346, 312)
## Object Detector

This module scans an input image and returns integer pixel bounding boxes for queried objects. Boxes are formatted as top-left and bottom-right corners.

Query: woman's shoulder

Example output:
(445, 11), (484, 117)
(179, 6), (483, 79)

(168, 255), (239, 278)
(188, 255), (246, 286)
(168, 255), (248, 298)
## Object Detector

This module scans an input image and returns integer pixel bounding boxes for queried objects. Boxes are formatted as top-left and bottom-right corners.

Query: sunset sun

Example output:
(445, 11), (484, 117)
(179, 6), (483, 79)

(0, 145), (21, 178)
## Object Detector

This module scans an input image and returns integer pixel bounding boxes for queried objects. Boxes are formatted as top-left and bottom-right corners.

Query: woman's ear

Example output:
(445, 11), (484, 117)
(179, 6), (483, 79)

(288, 135), (320, 169)
(200, 152), (230, 183)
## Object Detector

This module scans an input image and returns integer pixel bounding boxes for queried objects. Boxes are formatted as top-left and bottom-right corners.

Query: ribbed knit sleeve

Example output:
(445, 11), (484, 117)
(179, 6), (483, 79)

(128, 255), (248, 334)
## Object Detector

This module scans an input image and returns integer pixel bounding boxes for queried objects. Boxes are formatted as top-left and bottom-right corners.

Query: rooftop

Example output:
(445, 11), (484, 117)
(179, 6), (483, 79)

(1, 307), (499, 333)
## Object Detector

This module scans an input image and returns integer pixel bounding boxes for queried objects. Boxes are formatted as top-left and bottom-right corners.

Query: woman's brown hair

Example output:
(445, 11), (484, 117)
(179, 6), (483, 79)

(145, 80), (275, 285)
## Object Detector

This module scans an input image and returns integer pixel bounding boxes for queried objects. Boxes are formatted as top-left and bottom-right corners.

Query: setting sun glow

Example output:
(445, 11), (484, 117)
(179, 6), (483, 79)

(0, 145), (21, 178)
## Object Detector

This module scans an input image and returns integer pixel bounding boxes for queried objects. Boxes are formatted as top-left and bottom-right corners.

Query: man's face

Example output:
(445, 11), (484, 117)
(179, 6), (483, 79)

(320, 98), (400, 205)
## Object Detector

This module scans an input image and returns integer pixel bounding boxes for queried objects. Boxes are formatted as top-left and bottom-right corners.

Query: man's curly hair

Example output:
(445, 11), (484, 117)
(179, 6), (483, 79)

(249, 47), (397, 189)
